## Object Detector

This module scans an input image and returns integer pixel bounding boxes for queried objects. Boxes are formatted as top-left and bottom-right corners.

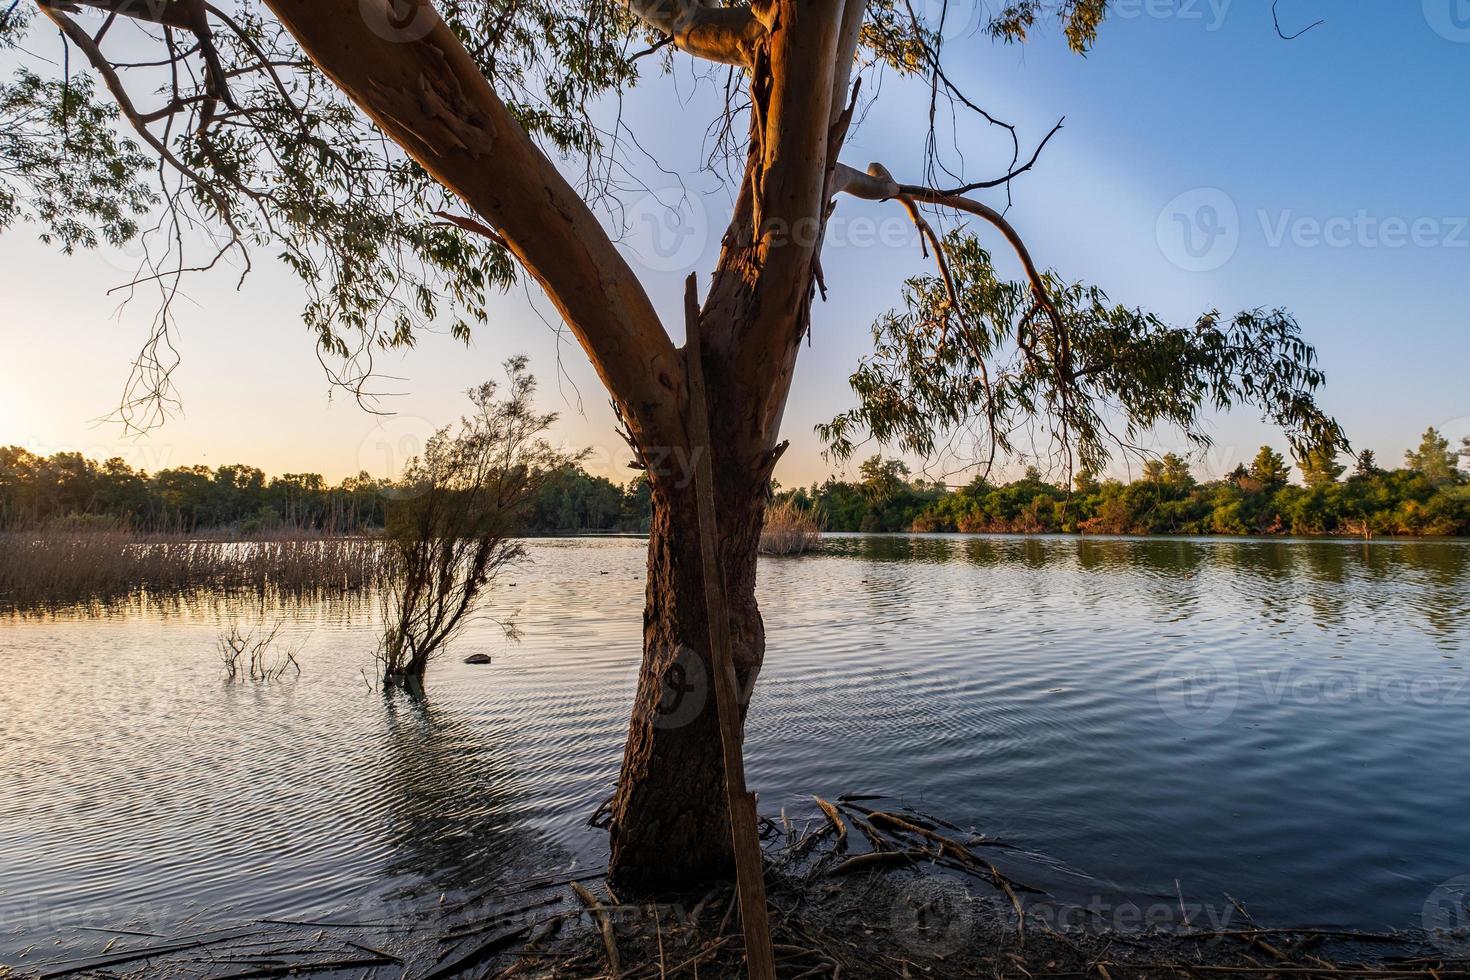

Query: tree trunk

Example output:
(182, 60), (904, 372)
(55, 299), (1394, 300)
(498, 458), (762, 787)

(607, 412), (771, 890)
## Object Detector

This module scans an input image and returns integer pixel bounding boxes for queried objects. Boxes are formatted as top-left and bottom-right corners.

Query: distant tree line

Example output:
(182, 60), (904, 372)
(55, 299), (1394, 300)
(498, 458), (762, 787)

(778, 427), (1470, 538)
(0, 447), (653, 535)
(5, 426), (1468, 539)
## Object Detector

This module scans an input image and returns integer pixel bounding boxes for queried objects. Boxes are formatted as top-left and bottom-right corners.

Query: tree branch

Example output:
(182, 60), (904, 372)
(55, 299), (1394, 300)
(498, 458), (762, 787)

(263, 0), (686, 449)
(936, 116), (1064, 197)
(37, 0), (194, 28)
(40, 5), (239, 234)
(832, 161), (1065, 342)
(620, 0), (765, 66)
(1272, 0), (1324, 40)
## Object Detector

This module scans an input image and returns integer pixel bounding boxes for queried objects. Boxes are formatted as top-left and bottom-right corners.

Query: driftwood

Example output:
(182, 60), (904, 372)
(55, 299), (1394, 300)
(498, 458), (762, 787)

(682, 273), (777, 980)
(571, 881), (621, 976)
(423, 922), (536, 980)
(813, 796), (848, 852)
(208, 955), (394, 979)
(39, 930), (260, 978)
(829, 848), (926, 875)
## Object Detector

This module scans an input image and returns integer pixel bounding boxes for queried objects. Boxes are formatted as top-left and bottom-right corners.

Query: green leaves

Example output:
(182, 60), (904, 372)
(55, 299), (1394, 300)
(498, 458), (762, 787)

(820, 229), (1347, 478)
(988, 0), (1112, 53)
(0, 69), (155, 251)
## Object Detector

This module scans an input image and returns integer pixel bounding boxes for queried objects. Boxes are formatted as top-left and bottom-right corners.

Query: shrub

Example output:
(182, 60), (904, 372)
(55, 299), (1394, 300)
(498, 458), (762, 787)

(377, 357), (577, 683)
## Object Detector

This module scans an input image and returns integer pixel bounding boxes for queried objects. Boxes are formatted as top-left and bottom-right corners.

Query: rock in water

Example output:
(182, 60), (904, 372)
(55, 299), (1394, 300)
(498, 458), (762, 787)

(463, 654), (493, 665)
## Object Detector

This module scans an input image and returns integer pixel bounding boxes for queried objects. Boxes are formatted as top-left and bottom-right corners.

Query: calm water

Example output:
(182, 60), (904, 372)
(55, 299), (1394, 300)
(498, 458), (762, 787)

(2, 534), (1468, 956)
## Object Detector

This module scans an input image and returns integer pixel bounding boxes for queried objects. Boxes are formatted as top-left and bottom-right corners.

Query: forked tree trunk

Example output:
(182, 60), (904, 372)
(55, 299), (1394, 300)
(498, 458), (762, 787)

(256, 0), (834, 893)
(607, 381), (774, 889)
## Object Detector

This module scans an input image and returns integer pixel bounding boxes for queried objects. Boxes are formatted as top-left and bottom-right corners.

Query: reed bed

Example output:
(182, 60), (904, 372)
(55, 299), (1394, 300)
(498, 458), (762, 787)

(759, 499), (825, 556)
(0, 528), (389, 611)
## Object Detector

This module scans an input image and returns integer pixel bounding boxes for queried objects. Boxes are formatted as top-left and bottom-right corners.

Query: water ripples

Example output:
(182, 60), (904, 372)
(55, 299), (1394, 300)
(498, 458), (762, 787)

(2, 534), (1468, 953)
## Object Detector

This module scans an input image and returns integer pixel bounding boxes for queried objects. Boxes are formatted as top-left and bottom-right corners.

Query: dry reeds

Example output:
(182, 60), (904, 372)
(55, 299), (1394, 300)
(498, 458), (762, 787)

(759, 500), (824, 556)
(0, 528), (388, 611)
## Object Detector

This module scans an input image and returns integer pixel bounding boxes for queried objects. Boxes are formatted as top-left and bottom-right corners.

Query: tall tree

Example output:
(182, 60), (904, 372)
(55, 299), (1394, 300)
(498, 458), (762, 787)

(3, 0), (1346, 887)
(858, 455), (910, 504)
(1405, 427), (1460, 487)
(1143, 453), (1194, 491)
(1297, 447), (1345, 489)
(1250, 446), (1292, 491)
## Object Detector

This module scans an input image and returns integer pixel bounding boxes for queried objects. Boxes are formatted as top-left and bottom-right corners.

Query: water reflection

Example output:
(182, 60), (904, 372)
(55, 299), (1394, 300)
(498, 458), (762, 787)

(370, 690), (559, 902)
(2, 534), (1468, 953)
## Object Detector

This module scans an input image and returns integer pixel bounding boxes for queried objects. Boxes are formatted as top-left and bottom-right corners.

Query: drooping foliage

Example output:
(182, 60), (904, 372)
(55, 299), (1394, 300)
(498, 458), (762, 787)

(0, 0), (958, 429)
(0, 66), (155, 250)
(4, 0), (1349, 489)
(819, 232), (1348, 479)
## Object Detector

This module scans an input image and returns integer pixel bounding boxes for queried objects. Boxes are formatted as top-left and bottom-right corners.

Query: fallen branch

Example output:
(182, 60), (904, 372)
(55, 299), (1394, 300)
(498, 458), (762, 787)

(828, 848), (928, 876)
(422, 922), (536, 980)
(813, 796), (848, 852)
(571, 881), (622, 976)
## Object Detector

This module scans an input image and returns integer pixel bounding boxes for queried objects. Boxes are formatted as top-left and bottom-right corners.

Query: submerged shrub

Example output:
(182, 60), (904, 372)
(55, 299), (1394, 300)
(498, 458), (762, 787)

(217, 600), (302, 682)
(377, 356), (578, 683)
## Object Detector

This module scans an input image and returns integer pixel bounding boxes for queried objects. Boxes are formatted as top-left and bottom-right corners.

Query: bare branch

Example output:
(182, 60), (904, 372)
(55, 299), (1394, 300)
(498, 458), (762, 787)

(1272, 0), (1323, 40)
(832, 161), (1065, 343)
(431, 208), (509, 249)
(36, 0), (194, 28)
(936, 117), (1064, 197)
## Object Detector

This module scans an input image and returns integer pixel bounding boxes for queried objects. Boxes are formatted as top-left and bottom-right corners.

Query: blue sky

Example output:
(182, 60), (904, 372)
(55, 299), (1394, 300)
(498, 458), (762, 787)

(1, 0), (1466, 486)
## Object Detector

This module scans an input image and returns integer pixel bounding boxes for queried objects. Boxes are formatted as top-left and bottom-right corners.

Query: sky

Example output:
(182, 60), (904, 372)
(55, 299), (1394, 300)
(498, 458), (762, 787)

(2, 0), (1467, 488)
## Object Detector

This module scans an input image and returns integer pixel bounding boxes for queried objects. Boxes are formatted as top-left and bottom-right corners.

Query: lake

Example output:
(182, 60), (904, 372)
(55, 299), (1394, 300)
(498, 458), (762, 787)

(2, 534), (1468, 958)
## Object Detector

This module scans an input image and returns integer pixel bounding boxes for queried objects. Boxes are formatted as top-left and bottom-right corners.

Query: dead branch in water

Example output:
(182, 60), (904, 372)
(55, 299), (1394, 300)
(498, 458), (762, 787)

(217, 599), (302, 681)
